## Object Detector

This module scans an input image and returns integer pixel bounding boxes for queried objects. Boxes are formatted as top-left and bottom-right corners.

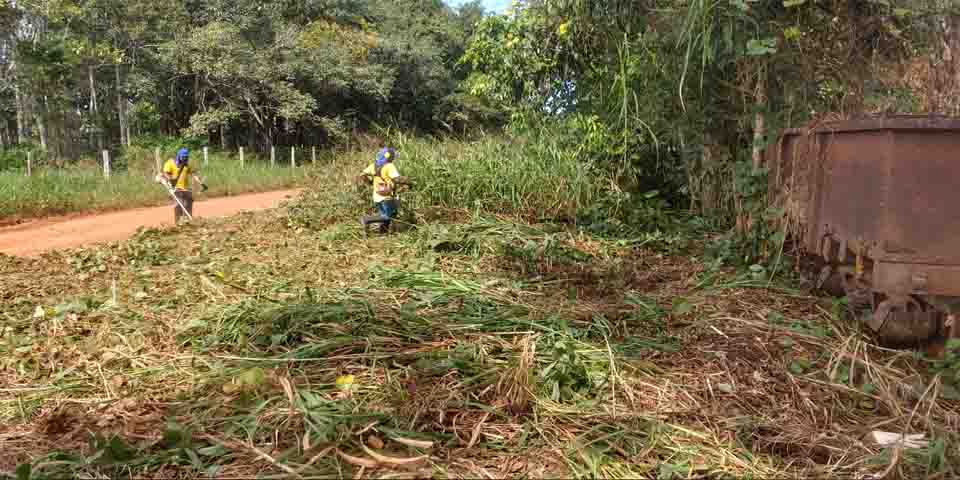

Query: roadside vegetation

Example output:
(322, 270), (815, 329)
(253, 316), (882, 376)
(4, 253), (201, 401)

(0, 146), (306, 223)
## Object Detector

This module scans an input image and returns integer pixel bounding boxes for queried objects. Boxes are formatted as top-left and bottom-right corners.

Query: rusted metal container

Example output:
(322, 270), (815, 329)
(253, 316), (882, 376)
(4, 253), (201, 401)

(767, 115), (960, 346)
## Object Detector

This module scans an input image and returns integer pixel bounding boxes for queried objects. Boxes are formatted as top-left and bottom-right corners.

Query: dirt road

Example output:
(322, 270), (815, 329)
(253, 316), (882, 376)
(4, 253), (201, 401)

(0, 189), (301, 257)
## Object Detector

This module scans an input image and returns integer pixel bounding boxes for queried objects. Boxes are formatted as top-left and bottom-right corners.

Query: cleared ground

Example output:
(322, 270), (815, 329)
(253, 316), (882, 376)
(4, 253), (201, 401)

(1, 191), (957, 478)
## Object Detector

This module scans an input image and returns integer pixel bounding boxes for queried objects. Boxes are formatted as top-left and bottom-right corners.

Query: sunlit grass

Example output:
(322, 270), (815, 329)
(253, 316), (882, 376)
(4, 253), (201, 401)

(0, 151), (307, 221)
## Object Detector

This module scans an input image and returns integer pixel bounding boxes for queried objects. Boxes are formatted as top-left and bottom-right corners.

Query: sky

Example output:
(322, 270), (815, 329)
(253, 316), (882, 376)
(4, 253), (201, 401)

(446, 0), (512, 14)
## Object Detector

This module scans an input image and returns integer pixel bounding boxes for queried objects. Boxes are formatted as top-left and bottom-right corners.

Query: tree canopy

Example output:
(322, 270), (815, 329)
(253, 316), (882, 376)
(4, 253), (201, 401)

(0, 0), (497, 157)
(457, 0), (957, 211)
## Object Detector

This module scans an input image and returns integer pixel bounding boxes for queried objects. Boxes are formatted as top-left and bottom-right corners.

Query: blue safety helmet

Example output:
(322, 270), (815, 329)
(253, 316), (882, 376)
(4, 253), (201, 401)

(375, 147), (395, 173)
(176, 148), (190, 167)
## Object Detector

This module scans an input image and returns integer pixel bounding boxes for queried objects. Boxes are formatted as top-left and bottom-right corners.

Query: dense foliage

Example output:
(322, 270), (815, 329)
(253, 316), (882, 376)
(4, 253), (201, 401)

(0, 0), (496, 160)
(459, 0), (957, 212)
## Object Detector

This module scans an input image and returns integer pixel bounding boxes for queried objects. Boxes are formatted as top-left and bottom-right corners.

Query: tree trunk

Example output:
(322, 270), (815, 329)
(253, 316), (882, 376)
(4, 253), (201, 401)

(678, 129), (697, 213)
(48, 108), (59, 161)
(116, 64), (128, 147)
(89, 65), (98, 114)
(220, 124), (227, 150)
(743, 72), (767, 235)
(700, 132), (718, 215)
(193, 74), (201, 115)
(14, 84), (26, 144)
(89, 64), (103, 151)
(751, 72), (766, 172)
(35, 104), (48, 150)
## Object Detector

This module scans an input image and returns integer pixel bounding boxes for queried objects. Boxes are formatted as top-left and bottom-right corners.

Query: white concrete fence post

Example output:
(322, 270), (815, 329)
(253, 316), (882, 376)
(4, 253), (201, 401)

(154, 147), (161, 173)
(291, 146), (295, 168)
(26, 151), (32, 177)
(240, 147), (245, 168)
(102, 150), (111, 178)
(203, 146), (209, 167)
(270, 146), (275, 167)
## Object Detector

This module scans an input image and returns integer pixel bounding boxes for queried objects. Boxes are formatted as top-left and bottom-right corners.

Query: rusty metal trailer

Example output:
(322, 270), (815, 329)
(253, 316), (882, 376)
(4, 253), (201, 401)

(766, 115), (960, 346)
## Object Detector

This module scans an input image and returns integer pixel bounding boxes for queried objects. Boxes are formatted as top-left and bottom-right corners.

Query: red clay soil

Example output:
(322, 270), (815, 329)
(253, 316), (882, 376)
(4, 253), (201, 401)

(0, 189), (301, 257)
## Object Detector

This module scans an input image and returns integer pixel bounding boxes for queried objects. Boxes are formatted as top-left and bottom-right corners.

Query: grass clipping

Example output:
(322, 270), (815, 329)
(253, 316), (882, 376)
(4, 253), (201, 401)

(1, 170), (958, 479)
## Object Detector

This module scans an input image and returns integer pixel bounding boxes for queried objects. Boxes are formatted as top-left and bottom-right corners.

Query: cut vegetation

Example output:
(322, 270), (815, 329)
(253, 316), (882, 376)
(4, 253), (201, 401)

(2, 143), (957, 479)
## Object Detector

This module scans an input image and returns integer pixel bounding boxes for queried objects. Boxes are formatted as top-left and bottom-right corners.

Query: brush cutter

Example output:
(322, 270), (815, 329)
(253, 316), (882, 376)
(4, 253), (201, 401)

(155, 174), (193, 221)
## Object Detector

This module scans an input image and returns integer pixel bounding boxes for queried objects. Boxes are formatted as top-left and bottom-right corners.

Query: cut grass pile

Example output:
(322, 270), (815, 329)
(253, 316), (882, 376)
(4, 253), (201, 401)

(0, 150), (308, 223)
(1, 189), (958, 478)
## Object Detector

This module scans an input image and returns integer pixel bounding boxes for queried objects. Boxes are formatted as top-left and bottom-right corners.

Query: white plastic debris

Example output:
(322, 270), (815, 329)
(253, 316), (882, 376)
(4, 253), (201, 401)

(870, 431), (928, 449)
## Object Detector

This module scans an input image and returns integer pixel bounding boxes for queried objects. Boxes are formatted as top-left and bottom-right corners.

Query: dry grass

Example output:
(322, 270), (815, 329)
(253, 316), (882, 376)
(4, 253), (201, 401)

(1, 171), (958, 479)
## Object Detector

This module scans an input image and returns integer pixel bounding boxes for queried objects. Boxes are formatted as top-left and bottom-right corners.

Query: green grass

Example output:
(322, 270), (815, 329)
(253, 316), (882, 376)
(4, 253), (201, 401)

(286, 132), (638, 234)
(392, 132), (606, 219)
(1, 137), (957, 479)
(0, 150), (308, 222)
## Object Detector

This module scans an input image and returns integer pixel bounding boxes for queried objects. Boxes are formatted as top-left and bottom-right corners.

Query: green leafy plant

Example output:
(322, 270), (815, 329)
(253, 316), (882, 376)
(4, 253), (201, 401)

(929, 340), (960, 399)
(541, 337), (593, 402)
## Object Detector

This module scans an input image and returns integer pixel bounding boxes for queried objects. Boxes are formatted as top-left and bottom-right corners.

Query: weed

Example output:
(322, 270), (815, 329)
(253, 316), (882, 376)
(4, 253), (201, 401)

(928, 340), (960, 399)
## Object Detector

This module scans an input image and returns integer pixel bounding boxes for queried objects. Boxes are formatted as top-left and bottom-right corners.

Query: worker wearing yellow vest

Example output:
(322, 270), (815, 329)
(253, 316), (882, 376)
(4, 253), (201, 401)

(359, 147), (409, 234)
(159, 148), (207, 223)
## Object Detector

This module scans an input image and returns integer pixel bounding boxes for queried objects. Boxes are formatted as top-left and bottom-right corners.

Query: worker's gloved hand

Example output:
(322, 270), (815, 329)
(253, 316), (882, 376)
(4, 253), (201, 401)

(201, 183), (209, 192)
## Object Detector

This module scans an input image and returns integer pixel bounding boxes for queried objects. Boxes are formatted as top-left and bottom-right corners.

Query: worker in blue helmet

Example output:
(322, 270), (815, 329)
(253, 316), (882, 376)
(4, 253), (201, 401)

(358, 146), (409, 234)
(160, 148), (208, 223)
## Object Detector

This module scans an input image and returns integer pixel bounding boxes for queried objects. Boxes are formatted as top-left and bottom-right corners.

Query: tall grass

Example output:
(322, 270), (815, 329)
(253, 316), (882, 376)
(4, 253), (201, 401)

(393, 134), (605, 219)
(0, 150), (307, 221)
(288, 133), (614, 232)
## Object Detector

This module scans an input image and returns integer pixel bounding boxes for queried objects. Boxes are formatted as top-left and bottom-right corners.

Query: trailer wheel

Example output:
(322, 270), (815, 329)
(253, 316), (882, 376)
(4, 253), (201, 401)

(868, 295), (942, 348)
